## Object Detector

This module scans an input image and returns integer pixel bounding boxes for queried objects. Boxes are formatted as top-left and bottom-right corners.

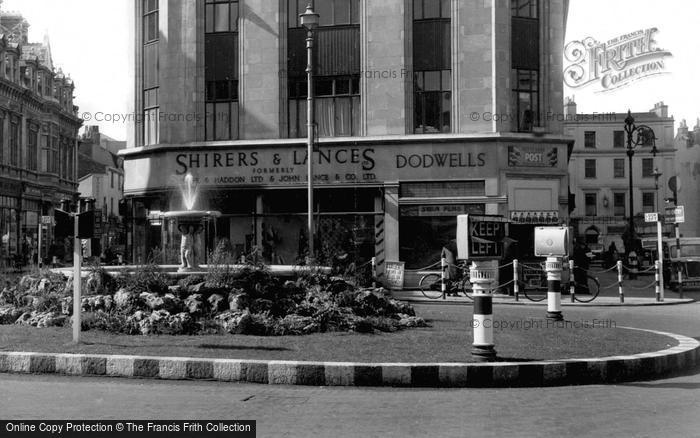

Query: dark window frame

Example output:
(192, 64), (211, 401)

(641, 158), (654, 178)
(584, 193), (597, 216)
(288, 0), (361, 28)
(511, 0), (538, 19)
(584, 131), (596, 148)
(642, 192), (656, 213)
(613, 193), (626, 217)
(613, 130), (625, 148)
(413, 70), (451, 134)
(512, 69), (539, 132)
(584, 159), (596, 179)
(613, 158), (625, 178)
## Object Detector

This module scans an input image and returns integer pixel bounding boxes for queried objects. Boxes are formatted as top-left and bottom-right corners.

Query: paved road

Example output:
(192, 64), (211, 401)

(2, 303), (699, 438)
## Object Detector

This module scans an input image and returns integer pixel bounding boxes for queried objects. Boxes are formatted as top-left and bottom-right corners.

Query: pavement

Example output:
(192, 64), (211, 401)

(2, 303), (700, 436)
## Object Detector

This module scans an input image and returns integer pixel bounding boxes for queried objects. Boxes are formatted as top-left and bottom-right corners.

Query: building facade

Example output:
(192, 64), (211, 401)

(77, 126), (126, 259)
(123, 0), (572, 283)
(0, 9), (81, 268)
(674, 119), (700, 238)
(565, 100), (675, 251)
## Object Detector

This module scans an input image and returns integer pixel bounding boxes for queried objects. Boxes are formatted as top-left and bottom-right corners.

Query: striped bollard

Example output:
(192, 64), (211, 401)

(569, 259), (575, 303)
(441, 257), (447, 299)
(470, 262), (497, 361)
(513, 259), (519, 302)
(655, 260), (661, 302)
(371, 257), (377, 288)
(617, 260), (624, 303)
(546, 257), (563, 320)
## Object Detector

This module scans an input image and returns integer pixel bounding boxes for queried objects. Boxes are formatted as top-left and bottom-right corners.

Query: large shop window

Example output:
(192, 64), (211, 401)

(399, 180), (485, 269)
(1, 195), (18, 262)
(287, 0), (360, 138)
(205, 0), (239, 141)
(413, 2), (451, 134)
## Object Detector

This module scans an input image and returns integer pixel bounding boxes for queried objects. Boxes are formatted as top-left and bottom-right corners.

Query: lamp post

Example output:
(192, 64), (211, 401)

(300, 4), (319, 261)
(624, 110), (658, 251)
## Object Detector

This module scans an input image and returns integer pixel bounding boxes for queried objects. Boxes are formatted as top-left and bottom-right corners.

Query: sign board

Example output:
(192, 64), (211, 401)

(507, 145), (559, 167)
(384, 261), (405, 290)
(534, 227), (569, 257)
(510, 210), (559, 225)
(645, 212), (658, 223)
(664, 206), (685, 224)
(456, 215), (508, 260)
(41, 216), (54, 225)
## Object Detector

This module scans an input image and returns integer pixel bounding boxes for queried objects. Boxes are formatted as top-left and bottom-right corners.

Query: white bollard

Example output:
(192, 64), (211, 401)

(569, 259), (576, 303)
(470, 262), (497, 361)
(441, 257), (447, 299)
(655, 260), (661, 302)
(546, 257), (563, 320)
(513, 259), (519, 301)
(617, 260), (624, 303)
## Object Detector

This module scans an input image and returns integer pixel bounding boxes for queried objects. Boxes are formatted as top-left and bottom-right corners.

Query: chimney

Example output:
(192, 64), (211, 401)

(651, 101), (668, 118)
(564, 96), (577, 118)
(677, 119), (688, 137)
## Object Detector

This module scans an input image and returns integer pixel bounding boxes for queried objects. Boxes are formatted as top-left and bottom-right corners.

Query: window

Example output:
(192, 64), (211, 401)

(288, 0), (360, 27)
(40, 125), (49, 172)
(9, 119), (19, 167)
(143, 0), (159, 146)
(613, 158), (625, 178)
(512, 69), (538, 132)
(584, 159), (596, 178)
(511, 0), (538, 18)
(0, 114), (4, 165)
(288, 0), (361, 138)
(27, 126), (38, 171)
(585, 193), (597, 216)
(642, 192), (655, 213)
(111, 171), (115, 189)
(414, 70), (451, 133)
(413, 1), (451, 134)
(584, 131), (596, 148)
(289, 76), (360, 137)
(205, 1), (239, 141)
(143, 0), (159, 43)
(413, 0), (451, 19)
(613, 193), (626, 217)
(614, 130), (625, 148)
(642, 158), (654, 178)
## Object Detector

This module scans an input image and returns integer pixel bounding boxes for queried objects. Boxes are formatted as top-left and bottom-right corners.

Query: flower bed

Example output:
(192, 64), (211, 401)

(0, 265), (426, 336)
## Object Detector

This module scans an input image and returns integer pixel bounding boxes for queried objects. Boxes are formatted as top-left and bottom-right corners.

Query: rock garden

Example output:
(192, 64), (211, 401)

(0, 263), (427, 336)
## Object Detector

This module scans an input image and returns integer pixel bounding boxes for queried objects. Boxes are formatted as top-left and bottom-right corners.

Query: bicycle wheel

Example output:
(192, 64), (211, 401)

(521, 281), (547, 302)
(419, 273), (444, 299)
(460, 278), (474, 301)
(573, 276), (600, 303)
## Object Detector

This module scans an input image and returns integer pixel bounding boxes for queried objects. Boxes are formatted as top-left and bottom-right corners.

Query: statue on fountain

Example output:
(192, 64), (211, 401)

(179, 224), (197, 271)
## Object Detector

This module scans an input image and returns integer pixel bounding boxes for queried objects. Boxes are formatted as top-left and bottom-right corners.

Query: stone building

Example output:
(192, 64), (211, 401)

(122, 0), (572, 284)
(0, 7), (81, 268)
(565, 100), (676, 251)
(674, 119), (700, 238)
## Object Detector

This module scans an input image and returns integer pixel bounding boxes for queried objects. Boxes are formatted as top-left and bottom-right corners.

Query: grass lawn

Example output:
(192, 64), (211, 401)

(0, 305), (676, 363)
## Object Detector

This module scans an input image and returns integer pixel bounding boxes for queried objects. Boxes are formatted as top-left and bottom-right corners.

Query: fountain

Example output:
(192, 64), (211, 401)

(162, 174), (221, 272)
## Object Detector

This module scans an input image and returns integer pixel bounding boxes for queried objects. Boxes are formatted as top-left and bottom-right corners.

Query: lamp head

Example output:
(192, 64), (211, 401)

(300, 4), (319, 31)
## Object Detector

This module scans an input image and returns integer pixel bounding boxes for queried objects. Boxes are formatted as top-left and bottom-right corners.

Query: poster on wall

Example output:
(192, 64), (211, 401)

(384, 261), (405, 290)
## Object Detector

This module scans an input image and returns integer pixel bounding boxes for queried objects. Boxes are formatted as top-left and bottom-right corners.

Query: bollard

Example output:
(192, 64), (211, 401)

(545, 257), (563, 320)
(441, 257), (447, 299)
(371, 257), (377, 288)
(617, 260), (624, 304)
(569, 259), (575, 303)
(513, 259), (519, 302)
(655, 260), (661, 302)
(628, 251), (638, 280)
(470, 262), (497, 361)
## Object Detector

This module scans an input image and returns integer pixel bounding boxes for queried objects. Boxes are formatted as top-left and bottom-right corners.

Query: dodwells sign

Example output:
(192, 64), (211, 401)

(564, 28), (672, 92)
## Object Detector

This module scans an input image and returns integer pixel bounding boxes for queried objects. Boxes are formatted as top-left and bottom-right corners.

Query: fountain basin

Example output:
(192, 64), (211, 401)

(161, 211), (222, 220)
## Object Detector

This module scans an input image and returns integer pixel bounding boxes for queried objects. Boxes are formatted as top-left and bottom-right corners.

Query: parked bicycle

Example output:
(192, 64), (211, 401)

(518, 262), (600, 303)
(418, 261), (474, 300)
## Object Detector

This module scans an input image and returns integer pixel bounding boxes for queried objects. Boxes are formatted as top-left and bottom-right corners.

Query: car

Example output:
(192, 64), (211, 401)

(665, 237), (700, 290)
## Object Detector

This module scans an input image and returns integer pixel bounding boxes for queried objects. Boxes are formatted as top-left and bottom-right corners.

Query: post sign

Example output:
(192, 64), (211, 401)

(664, 206), (684, 224)
(384, 261), (405, 290)
(456, 215), (508, 260)
(645, 212), (658, 223)
(41, 216), (54, 225)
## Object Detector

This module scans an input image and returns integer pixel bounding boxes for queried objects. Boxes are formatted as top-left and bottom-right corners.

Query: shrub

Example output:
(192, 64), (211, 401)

(115, 262), (172, 295)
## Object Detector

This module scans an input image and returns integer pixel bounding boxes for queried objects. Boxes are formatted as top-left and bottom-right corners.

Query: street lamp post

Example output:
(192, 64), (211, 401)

(300, 4), (319, 261)
(624, 110), (658, 252)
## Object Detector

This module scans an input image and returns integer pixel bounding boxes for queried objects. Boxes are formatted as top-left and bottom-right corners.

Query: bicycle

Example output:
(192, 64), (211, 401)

(418, 263), (474, 300)
(570, 273), (600, 303)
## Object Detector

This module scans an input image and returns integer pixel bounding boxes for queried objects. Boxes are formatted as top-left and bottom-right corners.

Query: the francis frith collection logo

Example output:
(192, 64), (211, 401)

(564, 28), (672, 92)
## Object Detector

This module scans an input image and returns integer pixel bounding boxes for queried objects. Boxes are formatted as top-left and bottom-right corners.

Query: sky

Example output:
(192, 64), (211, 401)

(2, 0), (698, 141)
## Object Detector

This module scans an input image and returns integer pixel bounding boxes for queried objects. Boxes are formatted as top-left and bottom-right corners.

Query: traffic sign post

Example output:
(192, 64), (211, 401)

(457, 215), (508, 362)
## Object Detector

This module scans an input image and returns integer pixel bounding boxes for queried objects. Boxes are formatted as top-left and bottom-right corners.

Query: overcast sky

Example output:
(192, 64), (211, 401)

(3, 0), (699, 141)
